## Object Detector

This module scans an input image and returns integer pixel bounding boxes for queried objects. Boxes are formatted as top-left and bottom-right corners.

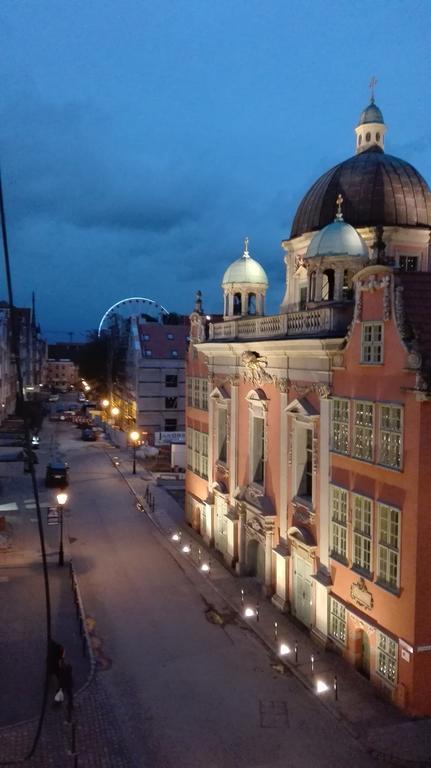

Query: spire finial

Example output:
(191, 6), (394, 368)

(243, 236), (250, 258)
(369, 75), (377, 104)
(335, 193), (344, 221)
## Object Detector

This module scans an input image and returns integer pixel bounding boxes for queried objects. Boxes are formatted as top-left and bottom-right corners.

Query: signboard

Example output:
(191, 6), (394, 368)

(154, 431), (185, 446)
(47, 507), (59, 526)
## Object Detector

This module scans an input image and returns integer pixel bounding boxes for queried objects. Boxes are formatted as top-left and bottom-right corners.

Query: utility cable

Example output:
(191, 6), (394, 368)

(0, 169), (52, 763)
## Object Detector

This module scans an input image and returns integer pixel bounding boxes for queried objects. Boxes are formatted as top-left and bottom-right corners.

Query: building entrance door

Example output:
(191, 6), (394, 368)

(359, 631), (370, 678)
(293, 553), (312, 627)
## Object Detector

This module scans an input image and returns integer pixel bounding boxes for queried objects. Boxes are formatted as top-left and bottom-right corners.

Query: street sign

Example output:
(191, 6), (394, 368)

(154, 431), (185, 446)
(47, 506), (59, 526)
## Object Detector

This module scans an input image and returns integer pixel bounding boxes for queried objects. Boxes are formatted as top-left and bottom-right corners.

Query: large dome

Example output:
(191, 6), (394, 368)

(291, 146), (431, 239)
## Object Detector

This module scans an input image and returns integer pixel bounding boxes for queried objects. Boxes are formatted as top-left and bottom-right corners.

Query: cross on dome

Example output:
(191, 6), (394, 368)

(335, 193), (344, 221)
(243, 236), (250, 258)
(369, 75), (377, 104)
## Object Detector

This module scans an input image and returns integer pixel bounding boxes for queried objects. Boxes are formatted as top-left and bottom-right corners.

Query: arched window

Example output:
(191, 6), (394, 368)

(365, 131), (371, 142)
(248, 293), (257, 315)
(233, 293), (242, 316)
(358, 135), (362, 146)
(322, 269), (335, 301)
(309, 271), (316, 302)
(342, 269), (354, 300)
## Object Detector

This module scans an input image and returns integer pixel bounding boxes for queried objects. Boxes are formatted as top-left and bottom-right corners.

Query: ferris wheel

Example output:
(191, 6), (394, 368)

(98, 296), (169, 337)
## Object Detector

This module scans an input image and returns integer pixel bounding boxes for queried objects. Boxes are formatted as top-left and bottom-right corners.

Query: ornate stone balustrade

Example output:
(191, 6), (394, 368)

(208, 304), (352, 341)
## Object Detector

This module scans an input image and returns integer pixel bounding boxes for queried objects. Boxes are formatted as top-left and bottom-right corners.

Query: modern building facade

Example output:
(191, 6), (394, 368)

(113, 318), (188, 441)
(44, 358), (80, 390)
(185, 96), (431, 715)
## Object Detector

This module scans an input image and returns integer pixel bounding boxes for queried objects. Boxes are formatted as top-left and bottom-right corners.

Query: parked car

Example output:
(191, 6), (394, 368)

(48, 394), (60, 402)
(45, 461), (69, 487)
(82, 428), (97, 442)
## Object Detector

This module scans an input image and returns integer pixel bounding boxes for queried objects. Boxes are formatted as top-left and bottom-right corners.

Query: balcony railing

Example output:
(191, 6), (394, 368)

(208, 304), (353, 341)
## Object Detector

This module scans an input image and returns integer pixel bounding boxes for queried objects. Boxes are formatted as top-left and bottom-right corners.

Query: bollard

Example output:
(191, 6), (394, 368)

(256, 602), (260, 623)
(334, 674), (338, 701)
(240, 588), (245, 606)
(198, 547), (201, 564)
(294, 641), (298, 665)
(274, 621), (278, 641)
(311, 653), (314, 674)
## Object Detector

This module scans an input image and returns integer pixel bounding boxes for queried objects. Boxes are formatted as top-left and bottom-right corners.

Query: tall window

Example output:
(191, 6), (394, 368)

(353, 401), (374, 461)
(252, 415), (265, 484)
(201, 433), (208, 479)
(329, 597), (347, 645)
(193, 378), (200, 408)
(201, 379), (208, 411)
(352, 495), (372, 574)
(378, 504), (400, 589)
(322, 269), (335, 301)
(361, 322), (383, 364)
(233, 293), (242, 315)
(332, 398), (349, 454)
(187, 377), (193, 407)
(186, 428), (193, 470)
(330, 486), (348, 561)
(192, 430), (200, 474)
(217, 408), (228, 463)
(165, 374), (177, 388)
(295, 427), (313, 499)
(376, 631), (397, 685)
(379, 405), (402, 469)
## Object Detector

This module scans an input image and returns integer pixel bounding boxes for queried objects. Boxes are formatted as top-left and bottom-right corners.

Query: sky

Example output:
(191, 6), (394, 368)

(0, 0), (430, 341)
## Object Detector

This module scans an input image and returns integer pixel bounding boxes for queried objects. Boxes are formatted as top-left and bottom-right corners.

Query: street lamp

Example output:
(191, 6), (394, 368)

(111, 406), (120, 426)
(56, 492), (68, 567)
(101, 399), (110, 408)
(129, 430), (140, 474)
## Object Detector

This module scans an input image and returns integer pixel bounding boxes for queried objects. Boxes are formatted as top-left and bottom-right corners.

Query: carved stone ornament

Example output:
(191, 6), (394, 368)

(406, 351), (422, 370)
(226, 374), (241, 386)
(332, 353), (345, 368)
(241, 351), (274, 387)
(292, 382), (330, 399)
(293, 505), (314, 525)
(275, 377), (289, 394)
(350, 577), (374, 611)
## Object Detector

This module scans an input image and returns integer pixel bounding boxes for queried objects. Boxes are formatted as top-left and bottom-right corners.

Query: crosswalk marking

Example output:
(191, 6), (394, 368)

(0, 503), (18, 512)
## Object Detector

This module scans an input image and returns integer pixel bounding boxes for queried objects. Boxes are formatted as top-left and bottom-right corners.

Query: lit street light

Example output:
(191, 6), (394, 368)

(129, 430), (140, 475)
(56, 492), (68, 567)
(101, 399), (110, 408)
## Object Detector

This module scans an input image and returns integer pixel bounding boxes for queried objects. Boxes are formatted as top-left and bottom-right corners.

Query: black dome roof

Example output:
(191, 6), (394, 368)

(291, 146), (431, 238)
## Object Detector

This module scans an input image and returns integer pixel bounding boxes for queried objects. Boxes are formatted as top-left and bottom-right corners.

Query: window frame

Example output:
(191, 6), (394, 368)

(328, 596), (347, 646)
(330, 485), (348, 563)
(376, 630), (398, 686)
(352, 493), (373, 576)
(377, 503), (401, 592)
(331, 397), (350, 454)
(361, 321), (383, 365)
(353, 400), (374, 462)
(217, 405), (228, 464)
(378, 404), (403, 471)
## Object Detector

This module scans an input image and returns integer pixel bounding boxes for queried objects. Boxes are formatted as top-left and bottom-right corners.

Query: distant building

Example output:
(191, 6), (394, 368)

(112, 318), (188, 441)
(185, 96), (431, 716)
(44, 358), (79, 390)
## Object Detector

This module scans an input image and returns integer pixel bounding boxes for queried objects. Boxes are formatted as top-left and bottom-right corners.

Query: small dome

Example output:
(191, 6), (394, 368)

(222, 242), (268, 286)
(358, 100), (384, 126)
(306, 217), (368, 260)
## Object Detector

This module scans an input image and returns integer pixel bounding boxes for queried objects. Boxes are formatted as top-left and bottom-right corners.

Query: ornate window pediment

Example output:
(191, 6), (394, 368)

(210, 385), (230, 401)
(245, 388), (268, 404)
(285, 397), (318, 418)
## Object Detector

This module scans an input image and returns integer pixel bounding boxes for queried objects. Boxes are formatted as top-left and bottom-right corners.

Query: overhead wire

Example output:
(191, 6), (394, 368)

(0, 169), (52, 763)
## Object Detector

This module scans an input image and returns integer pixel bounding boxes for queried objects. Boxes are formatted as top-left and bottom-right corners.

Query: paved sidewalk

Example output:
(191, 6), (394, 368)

(107, 440), (431, 768)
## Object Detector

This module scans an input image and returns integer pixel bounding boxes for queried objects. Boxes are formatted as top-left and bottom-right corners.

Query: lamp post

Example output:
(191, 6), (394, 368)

(56, 492), (68, 567)
(129, 430), (140, 475)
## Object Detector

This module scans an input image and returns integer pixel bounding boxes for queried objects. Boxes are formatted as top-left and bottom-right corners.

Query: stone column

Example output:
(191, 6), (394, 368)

(312, 396), (331, 643)
(264, 526), (274, 595)
(315, 269), (323, 302)
(334, 268), (344, 301)
(279, 391), (288, 541)
(236, 506), (247, 574)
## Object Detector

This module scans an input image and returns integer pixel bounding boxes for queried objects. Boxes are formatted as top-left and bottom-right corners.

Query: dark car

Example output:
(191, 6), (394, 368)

(82, 428), (97, 442)
(45, 461), (69, 488)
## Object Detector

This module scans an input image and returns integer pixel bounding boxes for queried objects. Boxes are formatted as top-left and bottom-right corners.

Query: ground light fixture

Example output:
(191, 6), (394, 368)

(201, 562), (210, 573)
(279, 643), (291, 656)
(316, 680), (329, 694)
(182, 544), (191, 554)
(244, 607), (255, 618)
(171, 532), (181, 542)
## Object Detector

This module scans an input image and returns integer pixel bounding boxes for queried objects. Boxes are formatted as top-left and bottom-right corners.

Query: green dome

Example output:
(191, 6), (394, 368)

(222, 245), (268, 286)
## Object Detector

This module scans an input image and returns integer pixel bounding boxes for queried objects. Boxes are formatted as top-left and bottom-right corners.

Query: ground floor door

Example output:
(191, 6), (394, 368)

(246, 538), (265, 582)
(292, 553), (312, 627)
(359, 630), (370, 679)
